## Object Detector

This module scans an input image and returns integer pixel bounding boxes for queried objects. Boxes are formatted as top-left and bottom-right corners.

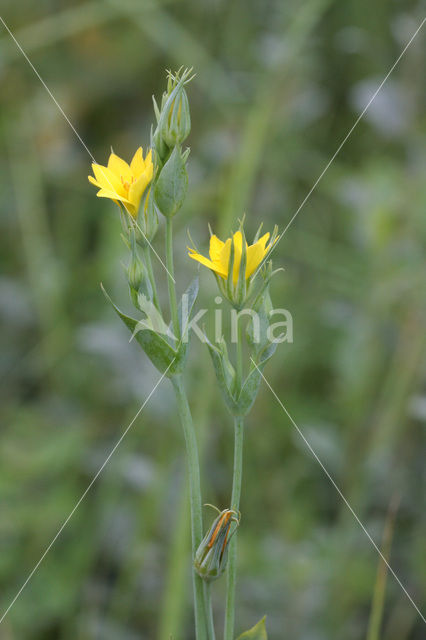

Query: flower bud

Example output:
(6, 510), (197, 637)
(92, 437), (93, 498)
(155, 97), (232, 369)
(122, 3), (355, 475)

(158, 68), (192, 148)
(127, 231), (146, 293)
(154, 146), (188, 218)
(127, 248), (145, 293)
(135, 187), (159, 247)
(194, 508), (240, 581)
(151, 118), (170, 169)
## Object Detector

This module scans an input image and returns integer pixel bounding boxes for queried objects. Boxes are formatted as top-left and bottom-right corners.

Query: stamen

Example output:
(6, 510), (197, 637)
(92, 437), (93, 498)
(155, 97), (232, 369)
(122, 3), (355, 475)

(120, 175), (135, 192)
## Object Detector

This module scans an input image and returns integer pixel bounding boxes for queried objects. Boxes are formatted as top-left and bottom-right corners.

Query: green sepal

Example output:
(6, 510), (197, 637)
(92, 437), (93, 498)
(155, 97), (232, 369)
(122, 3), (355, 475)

(154, 145), (188, 218)
(252, 222), (264, 243)
(236, 616), (267, 639)
(101, 285), (186, 376)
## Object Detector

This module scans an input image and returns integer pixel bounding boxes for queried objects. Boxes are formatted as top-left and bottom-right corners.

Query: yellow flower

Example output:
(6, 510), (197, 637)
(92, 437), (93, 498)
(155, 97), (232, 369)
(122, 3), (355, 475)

(88, 147), (153, 217)
(188, 229), (276, 284)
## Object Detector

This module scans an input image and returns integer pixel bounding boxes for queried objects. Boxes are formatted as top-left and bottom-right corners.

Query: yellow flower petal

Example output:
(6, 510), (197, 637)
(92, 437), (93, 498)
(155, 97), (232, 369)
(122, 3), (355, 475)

(144, 149), (153, 171)
(108, 153), (132, 181)
(96, 188), (132, 205)
(256, 232), (270, 250)
(89, 148), (154, 217)
(128, 171), (151, 211)
(246, 243), (266, 278)
(188, 249), (227, 277)
(129, 147), (145, 176)
(232, 230), (243, 253)
(219, 234), (244, 284)
(88, 175), (100, 187)
(246, 233), (274, 277)
(209, 235), (224, 261)
(92, 164), (125, 195)
(187, 225), (278, 287)
(218, 238), (231, 274)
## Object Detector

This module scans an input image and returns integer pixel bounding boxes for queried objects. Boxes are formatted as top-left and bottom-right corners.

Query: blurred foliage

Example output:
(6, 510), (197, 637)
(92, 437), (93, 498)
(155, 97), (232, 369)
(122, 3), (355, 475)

(0, 1), (425, 639)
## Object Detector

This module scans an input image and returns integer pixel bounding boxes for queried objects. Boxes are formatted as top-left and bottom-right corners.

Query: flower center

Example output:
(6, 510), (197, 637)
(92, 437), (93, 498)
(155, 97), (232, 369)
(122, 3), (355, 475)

(121, 175), (135, 193)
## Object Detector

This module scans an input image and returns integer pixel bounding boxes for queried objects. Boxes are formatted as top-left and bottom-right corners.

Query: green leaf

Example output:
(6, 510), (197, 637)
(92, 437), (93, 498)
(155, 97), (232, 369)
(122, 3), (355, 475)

(101, 285), (182, 376)
(205, 337), (238, 414)
(235, 343), (277, 416)
(236, 616), (267, 639)
(154, 145), (188, 218)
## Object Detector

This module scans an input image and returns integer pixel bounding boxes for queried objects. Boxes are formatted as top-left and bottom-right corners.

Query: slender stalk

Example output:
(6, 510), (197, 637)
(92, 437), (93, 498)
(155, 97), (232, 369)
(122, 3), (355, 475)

(157, 482), (190, 639)
(165, 215), (208, 638)
(165, 216), (180, 337)
(172, 375), (207, 640)
(203, 582), (216, 640)
(158, 366), (215, 639)
(224, 315), (245, 640)
(143, 244), (161, 311)
(366, 495), (400, 640)
(224, 415), (244, 640)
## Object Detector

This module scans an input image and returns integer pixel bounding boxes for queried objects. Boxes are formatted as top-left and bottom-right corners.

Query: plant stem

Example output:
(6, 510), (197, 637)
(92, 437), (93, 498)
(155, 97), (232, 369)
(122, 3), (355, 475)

(224, 314), (245, 640)
(158, 366), (215, 639)
(143, 244), (161, 311)
(366, 495), (399, 640)
(203, 582), (216, 640)
(165, 215), (208, 638)
(224, 415), (244, 640)
(172, 375), (208, 640)
(165, 216), (180, 338)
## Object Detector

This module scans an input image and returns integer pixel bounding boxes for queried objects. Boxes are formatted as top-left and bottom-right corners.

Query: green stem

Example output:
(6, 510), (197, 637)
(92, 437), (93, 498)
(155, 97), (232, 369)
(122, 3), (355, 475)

(172, 375), (207, 640)
(235, 314), (243, 389)
(165, 211), (211, 638)
(157, 482), (189, 640)
(165, 216), (180, 338)
(224, 315), (245, 640)
(143, 245), (161, 311)
(224, 415), (244, 640)
(203, 582), (216, 640)
(158, 367), (215, 639)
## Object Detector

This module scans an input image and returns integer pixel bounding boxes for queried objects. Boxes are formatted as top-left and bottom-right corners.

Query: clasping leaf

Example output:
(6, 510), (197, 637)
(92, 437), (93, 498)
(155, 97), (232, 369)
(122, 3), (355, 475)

(236, 616), (267, 639)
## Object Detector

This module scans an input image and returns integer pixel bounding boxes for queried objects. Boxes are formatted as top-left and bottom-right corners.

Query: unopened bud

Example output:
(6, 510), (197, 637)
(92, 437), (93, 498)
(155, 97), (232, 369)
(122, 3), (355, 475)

(154, 146), (188, 218)
(135, 187), (158, 247)
(158, 69), (192, 148)
(127, 244), (145, 292)
(194, 508), (240, 581)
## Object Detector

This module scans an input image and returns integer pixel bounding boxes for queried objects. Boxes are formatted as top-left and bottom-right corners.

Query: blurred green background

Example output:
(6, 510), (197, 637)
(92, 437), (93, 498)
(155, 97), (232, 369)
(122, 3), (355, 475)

(0, 1), (425, 638)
